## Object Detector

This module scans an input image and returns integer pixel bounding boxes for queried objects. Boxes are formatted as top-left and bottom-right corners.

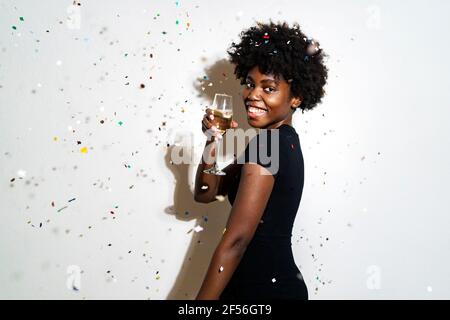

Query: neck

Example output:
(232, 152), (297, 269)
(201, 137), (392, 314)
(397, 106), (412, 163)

(265, 116), (292, 129)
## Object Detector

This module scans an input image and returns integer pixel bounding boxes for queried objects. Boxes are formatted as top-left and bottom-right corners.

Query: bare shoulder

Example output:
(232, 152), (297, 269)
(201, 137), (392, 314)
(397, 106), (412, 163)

(236, 163), (275, 204)
(220, 163), (275, 247)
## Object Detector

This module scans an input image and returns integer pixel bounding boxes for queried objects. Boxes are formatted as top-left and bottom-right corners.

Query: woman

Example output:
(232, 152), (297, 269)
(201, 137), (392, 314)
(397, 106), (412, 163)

(194, 20), (328, 300)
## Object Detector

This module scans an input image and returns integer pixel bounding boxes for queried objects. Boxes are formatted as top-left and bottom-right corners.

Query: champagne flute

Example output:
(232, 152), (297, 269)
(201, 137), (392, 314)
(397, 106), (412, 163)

(203, 93), (233, 175)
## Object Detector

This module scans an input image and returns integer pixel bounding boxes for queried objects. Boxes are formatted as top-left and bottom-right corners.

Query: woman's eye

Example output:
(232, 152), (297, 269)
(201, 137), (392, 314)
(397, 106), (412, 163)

(244, 83), (275, 93)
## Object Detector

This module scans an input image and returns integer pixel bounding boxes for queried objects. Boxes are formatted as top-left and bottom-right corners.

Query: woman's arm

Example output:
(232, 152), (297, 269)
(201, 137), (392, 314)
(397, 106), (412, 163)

(194, 151), (243, 203)
(194, 111), (239, 203)
(195, 162), (275, 299)
(194, 138), (222, 203)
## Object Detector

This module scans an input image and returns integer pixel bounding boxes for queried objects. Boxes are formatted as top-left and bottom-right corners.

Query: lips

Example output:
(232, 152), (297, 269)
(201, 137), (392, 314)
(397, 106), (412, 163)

(245, 103), (268, 111)
(246, 104), (268, 119)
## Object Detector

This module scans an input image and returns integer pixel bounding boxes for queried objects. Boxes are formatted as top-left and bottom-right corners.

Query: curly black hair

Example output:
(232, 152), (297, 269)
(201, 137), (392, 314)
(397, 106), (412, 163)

(227, 20), (328, 113)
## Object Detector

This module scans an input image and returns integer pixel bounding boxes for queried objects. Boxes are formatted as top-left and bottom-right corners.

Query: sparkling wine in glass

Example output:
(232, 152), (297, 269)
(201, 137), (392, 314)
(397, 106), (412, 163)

(203, 93), (233, 175)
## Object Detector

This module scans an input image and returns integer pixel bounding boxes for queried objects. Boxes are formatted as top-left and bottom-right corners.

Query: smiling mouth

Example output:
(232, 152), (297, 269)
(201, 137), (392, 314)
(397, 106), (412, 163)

(246, 105), (268, 118)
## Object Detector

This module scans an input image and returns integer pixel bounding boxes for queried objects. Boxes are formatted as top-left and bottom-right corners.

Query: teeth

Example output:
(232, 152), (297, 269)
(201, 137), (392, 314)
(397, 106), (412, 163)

(248, 106), (267, 113)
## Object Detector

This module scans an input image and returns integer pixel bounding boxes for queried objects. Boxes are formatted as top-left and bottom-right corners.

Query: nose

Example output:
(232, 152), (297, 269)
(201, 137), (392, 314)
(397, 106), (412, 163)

(245, 86), (262, 101)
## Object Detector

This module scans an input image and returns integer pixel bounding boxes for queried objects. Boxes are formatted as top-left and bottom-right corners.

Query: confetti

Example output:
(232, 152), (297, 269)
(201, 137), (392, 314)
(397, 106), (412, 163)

(80, 147), (87, 153)
(68, 198), (76, 202)
(17, 170), (26, 178)
(193, 225), (203, 233)
(271, 278), (276, 283)
(57, 206), (68, 213)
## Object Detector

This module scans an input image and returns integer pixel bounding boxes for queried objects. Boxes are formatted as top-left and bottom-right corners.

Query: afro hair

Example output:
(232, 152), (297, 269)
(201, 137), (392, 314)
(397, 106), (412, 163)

(227, 20), (329, 113)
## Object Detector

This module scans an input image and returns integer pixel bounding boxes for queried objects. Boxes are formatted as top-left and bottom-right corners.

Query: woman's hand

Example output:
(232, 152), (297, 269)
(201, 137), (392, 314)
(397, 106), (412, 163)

(202, 108), (238, 141)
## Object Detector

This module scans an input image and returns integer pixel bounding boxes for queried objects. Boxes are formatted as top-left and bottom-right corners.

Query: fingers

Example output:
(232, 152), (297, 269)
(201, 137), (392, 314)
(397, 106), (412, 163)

(202, 109), (221, 140)
(202, 114), (216, 131)
(202, 109), (239, 141)
(202, 122), (219, 135)
(203, 109), (214, 124)
(205, 108), (214, 121)
(204, 126), (222, 141)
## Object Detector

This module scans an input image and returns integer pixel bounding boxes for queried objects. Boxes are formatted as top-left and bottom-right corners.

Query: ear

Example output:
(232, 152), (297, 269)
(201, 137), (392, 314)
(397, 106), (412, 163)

(290, 96), (302, 109)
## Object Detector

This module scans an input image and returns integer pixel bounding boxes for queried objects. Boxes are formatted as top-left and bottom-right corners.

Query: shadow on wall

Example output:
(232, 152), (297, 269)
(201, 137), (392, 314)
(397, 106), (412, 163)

(164, 58), (249, 299)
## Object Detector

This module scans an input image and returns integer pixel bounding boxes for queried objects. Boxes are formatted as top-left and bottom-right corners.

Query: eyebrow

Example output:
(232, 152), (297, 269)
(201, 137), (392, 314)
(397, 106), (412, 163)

(246, 75), (279, 85)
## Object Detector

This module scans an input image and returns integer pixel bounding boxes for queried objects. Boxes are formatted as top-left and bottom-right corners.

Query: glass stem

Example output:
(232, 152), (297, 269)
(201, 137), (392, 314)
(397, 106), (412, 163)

(213, 136), (220, 169)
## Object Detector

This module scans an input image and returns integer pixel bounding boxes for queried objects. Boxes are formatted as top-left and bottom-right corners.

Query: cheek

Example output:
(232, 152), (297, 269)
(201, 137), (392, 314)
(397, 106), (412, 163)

(265, 94), (286, 109)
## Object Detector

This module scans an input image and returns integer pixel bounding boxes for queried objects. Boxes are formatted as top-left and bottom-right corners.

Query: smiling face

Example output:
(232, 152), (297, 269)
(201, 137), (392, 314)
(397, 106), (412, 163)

(243, 66), (302, 129)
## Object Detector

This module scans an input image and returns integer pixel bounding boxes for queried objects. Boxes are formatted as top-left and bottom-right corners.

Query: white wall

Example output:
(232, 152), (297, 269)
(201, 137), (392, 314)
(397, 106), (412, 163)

(1, 0), (449, 299)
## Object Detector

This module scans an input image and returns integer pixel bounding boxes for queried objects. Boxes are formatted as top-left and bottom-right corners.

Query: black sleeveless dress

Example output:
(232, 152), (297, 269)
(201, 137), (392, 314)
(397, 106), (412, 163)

(219, 124), (308, 300)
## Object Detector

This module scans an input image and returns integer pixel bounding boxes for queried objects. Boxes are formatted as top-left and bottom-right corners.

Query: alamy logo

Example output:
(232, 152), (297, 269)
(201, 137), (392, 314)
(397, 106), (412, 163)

(169, 128), (280, 175)
(238, 128), (279, 175)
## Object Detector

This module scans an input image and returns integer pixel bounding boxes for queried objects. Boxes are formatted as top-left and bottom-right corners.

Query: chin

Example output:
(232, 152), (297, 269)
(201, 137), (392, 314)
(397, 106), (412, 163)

(247, 119), (266, 129)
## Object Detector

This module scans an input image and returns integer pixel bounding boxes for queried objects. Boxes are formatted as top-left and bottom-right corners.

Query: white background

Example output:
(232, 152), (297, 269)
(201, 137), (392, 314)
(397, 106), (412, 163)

(1, 0), (449, 299)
